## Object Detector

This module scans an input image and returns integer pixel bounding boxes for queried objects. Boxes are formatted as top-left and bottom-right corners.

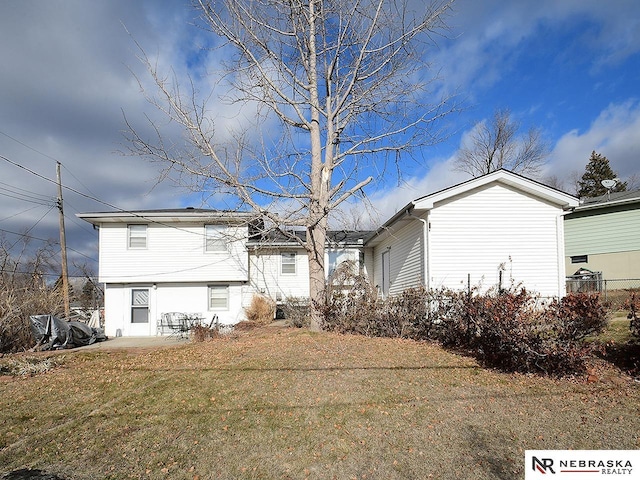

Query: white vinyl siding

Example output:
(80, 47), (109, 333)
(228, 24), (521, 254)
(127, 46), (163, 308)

(428, 183), (561, 296)
(249, 248), (309, 301)
(128, 225), (147, 249)
(99, 223), (249, 283)
(372, 218), (424, 296)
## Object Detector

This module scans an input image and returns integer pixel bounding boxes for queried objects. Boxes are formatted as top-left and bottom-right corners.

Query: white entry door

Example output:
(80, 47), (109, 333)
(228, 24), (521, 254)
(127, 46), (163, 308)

(130, 288), (152, 336)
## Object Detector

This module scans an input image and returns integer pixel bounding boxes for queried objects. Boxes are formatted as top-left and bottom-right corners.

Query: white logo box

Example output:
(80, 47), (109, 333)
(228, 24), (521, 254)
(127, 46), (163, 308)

(525, 450), (639, 479)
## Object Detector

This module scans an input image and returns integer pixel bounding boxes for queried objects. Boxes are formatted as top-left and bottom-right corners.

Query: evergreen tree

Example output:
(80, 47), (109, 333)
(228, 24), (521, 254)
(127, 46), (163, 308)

(576, 151), (627, 198)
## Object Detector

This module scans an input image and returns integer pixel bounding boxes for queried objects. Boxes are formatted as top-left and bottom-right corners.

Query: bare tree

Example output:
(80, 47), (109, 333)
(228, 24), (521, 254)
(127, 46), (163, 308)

(454, 109), (549, 178)
(126, 0), (456, 330)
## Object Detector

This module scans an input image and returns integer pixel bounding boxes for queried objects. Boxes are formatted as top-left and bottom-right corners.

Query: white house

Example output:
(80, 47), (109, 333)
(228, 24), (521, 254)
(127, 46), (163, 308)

(364, 170), (579, 298)
(77, 209), (369, 336)
(78, 170), (578, 336)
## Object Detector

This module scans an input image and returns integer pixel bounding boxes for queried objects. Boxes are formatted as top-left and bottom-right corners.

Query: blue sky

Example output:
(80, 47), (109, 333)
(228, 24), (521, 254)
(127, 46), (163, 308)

(0, 0), (639, 274)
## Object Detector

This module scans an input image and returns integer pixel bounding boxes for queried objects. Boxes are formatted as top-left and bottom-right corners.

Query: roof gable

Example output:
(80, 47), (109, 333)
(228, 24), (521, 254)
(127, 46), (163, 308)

(413, 169), (578, 210)
(365, 170), (579, 246)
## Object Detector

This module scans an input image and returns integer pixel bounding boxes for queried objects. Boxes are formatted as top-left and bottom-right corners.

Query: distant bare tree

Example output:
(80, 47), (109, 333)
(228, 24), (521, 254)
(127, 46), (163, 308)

(126, 0), (457, 330)
(0, 237), (63, 353)
(454, 109), (549, 178)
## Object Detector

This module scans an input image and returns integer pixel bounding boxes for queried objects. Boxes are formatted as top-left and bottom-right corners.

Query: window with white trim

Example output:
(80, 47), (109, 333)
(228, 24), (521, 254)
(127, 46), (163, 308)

(205, 225), (226, 253)
(208, 285), (229, 310)
(281, 252), (296, 274)
(327, 249), (357, 278)
(128, 224), (147, 249)
(131, 289), (149, 323)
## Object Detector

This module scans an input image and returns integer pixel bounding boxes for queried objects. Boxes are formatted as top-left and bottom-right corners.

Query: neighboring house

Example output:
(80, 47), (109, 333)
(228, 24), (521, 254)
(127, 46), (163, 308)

(78, 170), (579, 336)
(365, 169), (579, 298)
(564, 190), (640, 280)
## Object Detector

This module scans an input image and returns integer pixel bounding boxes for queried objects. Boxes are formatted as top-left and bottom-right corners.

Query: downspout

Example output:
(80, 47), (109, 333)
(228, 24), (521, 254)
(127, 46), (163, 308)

(407, 208), (430, 290)
(557, 207), (575, 298)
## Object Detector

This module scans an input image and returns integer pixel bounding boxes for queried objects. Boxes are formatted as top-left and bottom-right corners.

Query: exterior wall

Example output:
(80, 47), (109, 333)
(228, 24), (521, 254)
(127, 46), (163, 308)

(371, 217), (424, 296)
(98, 223), (249, 283)
(566, 251), (640, 280)
(428, 183), (564, 297)
(565, 205), (640, 279)
(249, 246), (368, 302)
(103, 282), (248, 337)
(249, 247), (310, 301)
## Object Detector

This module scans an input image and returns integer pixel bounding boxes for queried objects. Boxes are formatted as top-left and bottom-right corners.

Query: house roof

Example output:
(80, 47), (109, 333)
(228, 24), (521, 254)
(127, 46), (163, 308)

(365, 169), (579, 246)
(76, 208), (257, 225)
(575, 189), (640, 212)
(77, 208), (371, 247)
(248, 229), (372, 247)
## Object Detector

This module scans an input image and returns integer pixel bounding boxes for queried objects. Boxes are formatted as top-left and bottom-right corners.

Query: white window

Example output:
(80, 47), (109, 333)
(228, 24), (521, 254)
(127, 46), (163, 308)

(128, 224), (147, 249)
(327, 249), (356, 278)
(208, 285), (229, 310)
(281, 252), (296, 274)
(131, 289), (149, 323)
(205, 225), (226, 253)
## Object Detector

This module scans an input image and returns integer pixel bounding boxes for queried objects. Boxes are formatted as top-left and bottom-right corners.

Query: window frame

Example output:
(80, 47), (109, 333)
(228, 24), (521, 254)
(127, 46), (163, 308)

(131, 288), (149, 324)
(204, 225), (227, 253)
(281, 252), (296, 275)
(128, 224), (148, 249)
(208, 285), (229, 310)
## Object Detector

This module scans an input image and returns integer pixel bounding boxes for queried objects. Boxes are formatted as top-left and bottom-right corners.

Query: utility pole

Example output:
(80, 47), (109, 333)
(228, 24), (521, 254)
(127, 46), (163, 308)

(56, 162), (70, 319)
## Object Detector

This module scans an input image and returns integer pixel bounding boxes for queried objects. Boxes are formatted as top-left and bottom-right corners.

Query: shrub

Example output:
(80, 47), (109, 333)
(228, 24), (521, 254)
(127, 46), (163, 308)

(0, 355), (64, 376)
(435, 289), (607, 376)
(282, 297), (311, 328)
(1, 241), (65, 353)
(321, 276), (609, 376)
(244, 295), (275, 325)
(191, 324), (219, 342)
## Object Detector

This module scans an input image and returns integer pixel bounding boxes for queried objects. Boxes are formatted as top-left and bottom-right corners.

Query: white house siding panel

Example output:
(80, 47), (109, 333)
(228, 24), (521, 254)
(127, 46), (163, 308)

(429, 183), (563, 297)
(98, 223), (249, 283)
(372, 218), (424, 296)
(103, 282), (247, 337)
(249, 248), (310, 301)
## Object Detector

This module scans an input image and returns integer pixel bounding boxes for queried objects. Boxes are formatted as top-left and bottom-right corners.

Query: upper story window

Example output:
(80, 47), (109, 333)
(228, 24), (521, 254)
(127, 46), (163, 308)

(281, 252), (296, 275)
(205, 225), (227, 253)
(128, 224), (147, 249)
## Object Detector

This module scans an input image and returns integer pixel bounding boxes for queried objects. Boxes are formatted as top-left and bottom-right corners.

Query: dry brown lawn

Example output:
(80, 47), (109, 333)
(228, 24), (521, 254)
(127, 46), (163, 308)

(1, 326), (639, 480)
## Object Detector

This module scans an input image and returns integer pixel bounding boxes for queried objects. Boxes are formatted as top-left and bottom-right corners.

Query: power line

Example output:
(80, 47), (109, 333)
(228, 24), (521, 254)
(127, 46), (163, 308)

(0, 153), (239, 242)
(0, 130), (61, 164)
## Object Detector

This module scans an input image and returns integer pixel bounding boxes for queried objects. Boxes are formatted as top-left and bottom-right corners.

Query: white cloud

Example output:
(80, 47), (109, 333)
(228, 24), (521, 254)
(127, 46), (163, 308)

(435, 0), (640, 96)
(545, 100), (640, 182)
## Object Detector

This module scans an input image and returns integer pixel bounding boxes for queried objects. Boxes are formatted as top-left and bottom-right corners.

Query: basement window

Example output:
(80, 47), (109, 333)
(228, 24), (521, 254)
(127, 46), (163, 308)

(570, 255), (588, 264)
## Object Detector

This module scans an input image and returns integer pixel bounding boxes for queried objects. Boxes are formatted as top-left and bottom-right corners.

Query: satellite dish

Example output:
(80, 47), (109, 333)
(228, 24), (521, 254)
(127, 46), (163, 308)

(601, 179), (617, 189)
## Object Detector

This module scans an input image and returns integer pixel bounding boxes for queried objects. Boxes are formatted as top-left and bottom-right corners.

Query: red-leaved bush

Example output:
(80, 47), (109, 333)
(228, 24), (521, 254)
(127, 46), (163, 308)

(322, 278), (609, 376)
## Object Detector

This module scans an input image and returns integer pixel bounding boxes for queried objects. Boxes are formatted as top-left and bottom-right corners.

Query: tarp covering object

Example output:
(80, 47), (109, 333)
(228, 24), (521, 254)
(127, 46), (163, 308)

(29, 315), (107, 350)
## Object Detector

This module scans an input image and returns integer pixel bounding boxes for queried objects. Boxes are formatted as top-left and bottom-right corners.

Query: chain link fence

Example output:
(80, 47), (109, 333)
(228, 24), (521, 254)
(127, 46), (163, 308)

(566, 272), (640, 309)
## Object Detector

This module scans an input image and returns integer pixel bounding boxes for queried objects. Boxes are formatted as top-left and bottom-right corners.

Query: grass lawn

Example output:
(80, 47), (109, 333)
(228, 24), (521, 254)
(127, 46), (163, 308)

(1, 326), (639, 480)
